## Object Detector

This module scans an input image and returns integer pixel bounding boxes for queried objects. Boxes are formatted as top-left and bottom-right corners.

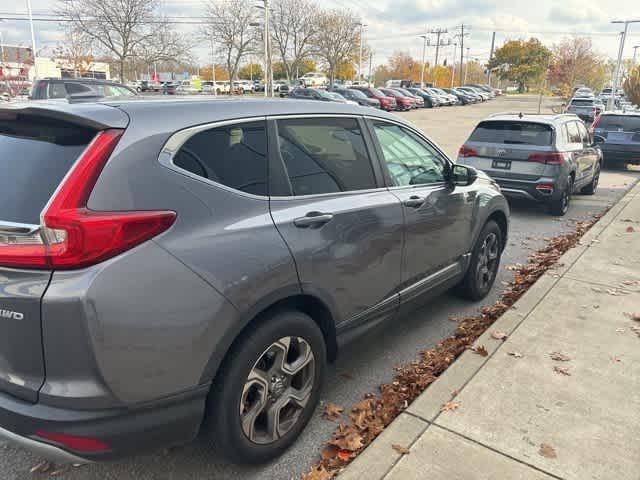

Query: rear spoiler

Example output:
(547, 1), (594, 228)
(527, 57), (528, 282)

(0, 102), (129, 130)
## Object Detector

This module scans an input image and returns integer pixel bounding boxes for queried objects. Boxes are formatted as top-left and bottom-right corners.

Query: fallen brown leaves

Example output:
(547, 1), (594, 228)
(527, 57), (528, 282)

(30, 461), (51, 474)
(624, 312), (640, 322)
(549, 351), (571, 362)
(539, 443), (557, 459)
(553, 366), (571, 376)
(490, 331), (508, 341)
(391, 444), (411, 455)
(303, 465), (332, 480)
(625, 226), (635, 233)
(323, 402), (344, 421)
(304, 219), (596, 479)
(471, 345), (489, 356)
(507, 351), (523, 358)
(440, 401), (460, 412)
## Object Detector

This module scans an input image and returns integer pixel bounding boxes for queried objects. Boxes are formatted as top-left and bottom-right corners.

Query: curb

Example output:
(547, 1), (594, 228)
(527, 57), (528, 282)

(337, 180), (640, 479)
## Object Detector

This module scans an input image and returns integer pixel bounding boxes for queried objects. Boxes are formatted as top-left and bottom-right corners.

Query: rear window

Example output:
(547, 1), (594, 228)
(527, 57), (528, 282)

(0, 115), (94, 224)
(597, 115), (640, 132)
(469, 121), (553, 146)
(570, 99), (593, 106)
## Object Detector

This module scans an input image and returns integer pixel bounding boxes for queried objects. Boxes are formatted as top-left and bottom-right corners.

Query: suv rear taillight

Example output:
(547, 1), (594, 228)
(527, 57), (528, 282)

(0, 129), (176, 270)
(458, 145), (479, 157)
(527, 152), (565, 165)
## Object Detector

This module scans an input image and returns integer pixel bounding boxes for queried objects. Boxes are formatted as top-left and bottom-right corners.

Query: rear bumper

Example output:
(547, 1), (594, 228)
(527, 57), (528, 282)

(0, 386), (208, 462)
(600, 146), (640, 165)
(491, 177), (559, 203)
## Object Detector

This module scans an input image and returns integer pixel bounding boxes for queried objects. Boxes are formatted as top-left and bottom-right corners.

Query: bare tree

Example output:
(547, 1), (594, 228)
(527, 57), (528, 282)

(55, 0), (185, 81)
(52, 26), (95, 78)
(136, 22), (193, 74)
(313, 9), (359, 86)
(202, 0), (258, 82)
(270, 0), (318, 81)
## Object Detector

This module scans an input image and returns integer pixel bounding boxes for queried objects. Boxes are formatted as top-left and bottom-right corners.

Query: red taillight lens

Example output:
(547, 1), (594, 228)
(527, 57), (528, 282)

(0, 129), (176, 270)
(458, 145), (479, 157)
(527, 152), (564, 165)
(35, 431), (110, 453)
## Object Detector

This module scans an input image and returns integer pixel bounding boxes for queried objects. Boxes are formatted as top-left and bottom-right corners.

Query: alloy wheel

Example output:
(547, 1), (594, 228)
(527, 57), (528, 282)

(475, 232), (499, 291)
(240, 337), (315, 444)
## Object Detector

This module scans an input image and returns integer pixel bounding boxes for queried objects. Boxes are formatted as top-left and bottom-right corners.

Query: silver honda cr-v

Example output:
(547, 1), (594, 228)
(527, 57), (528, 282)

(0, 98), (508, 464)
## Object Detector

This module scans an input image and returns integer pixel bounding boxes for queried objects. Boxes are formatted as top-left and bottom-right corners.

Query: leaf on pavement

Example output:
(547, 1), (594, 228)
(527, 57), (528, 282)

(471, 345), (489, 356)
(625, 226), (635, 233)
(549, 351), (571, 362)
(440, 401), (460, 412)
(320, 444), (340, 460)
(624, 312), (640, 321)
(553, 366), (571, 376)
(539, 443), (557, 459)
(303, 465), (333, 480)
(507, 351), (523, 358)
(323, 402), (344, 421)
(30, 461), (52, 474)
(392, 444), (411, 455)
(49, 466), (70, 477)
(329, 428), (364, 452)
(490, 330), (508, 341)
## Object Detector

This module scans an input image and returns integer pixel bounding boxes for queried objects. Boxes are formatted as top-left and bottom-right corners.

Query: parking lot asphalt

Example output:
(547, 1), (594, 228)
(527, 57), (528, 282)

(2, 95), (639, 480)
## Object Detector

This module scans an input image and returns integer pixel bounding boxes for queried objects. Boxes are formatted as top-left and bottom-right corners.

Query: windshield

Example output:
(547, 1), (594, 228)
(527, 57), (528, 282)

(596, 115), (640, 132)
(381, 89), (401, 98)
(470, 121), (554, 146)
(570, 99), (594, 106)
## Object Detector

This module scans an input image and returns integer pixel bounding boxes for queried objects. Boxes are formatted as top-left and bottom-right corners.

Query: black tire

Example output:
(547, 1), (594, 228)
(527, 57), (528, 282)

(456, 220), (503, 301)
(580, 162), (600, 195)
(550, 176), (573, 216)
(206, 309), (326, 464)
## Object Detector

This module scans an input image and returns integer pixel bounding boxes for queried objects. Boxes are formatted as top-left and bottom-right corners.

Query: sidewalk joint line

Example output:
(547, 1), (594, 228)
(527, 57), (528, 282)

(379, 419), (431, 480)
(430, 423), (564, 480)
(562, 275), (638, 290)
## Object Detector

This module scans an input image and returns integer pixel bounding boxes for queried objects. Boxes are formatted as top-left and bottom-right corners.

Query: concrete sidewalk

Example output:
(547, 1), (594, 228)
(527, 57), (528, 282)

(339, 181), (640, 480)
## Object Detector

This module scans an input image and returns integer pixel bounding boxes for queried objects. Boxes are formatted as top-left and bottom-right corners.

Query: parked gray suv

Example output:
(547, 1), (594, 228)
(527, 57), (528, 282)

(0, 98), (508, 464)
(458, 113), (602, 215)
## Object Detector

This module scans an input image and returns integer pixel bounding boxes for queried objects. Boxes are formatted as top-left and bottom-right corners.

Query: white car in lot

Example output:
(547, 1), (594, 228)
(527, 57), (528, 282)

(234, 80), (255, 93)
(202, 81), (230, 94)
(299, 72), (328, 87)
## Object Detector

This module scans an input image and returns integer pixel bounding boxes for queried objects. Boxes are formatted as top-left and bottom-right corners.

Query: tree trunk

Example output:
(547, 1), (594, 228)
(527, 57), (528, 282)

(119, 57), (125, 83)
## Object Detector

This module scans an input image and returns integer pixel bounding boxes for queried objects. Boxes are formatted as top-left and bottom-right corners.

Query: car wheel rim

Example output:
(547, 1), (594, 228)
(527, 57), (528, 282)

(240, 337), (315, 445)
(475, 232), (499, 291)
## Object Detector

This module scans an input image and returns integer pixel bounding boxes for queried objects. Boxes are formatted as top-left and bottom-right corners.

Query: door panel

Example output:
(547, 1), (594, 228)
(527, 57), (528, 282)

(576, 121), (598, 186)
(270, 117), (404, 326)
(369, 120), (474, 292)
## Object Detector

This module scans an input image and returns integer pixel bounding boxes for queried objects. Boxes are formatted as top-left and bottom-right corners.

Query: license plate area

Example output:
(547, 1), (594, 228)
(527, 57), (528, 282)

(492, 159), (511, 170)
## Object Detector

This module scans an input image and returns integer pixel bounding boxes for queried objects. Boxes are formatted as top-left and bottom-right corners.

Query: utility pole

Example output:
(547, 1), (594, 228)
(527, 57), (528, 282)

(451, 42), (457, 87)
(487, 31), (496, 86)
(368, 51), (373, 85)
(358, 22), (366, 83)
(26, 0), (38, 79)
(419, 33), (428, 87)
(609, 19), (639, 110)
(464, 47), (470, 84)
(458, 24), (469, 86)
(429, 27), (448, 66)
(210, 38), (217, 96)
(633, 45), (640, 65)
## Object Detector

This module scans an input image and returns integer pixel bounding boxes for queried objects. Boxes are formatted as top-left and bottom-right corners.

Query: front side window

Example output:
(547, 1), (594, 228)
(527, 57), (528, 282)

(173, 121), (268, 196)
(566, 121), (582, 144)
(576, 122), (590, 145)
(276, 117), (376, 196)
(372, 122), (447, 186)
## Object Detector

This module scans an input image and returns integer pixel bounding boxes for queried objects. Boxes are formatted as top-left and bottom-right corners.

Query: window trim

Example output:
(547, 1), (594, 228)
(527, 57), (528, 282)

(158, 116), (270, 200)
(364, 116), (452, 190)
(268, 114), (388, 200)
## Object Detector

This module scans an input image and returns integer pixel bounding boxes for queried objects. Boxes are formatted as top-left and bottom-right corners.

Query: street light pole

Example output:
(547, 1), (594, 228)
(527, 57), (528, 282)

(210, 38), (217, 96)
(464, 47), (470, 84)
(26, 0), (38, 79)
(419, 34), (427, 87)
(451, 42), (457, 87)
(358, 22), (366, 83)
(633, 45), (640, 65)
(609, 19), (640, 110)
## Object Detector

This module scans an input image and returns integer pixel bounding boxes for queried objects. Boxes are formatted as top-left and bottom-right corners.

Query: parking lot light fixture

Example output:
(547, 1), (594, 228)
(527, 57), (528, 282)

(420, 34), (428, 87)
(609, 20), (640, 111)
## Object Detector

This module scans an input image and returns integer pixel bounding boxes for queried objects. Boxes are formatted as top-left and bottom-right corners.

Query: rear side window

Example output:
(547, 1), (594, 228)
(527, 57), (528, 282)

(276, 117), (376, 196)
(570, 99), (593, 106)
(469, 121), (553, 146)
(566, 122), (582, 144)
(48, 83), (67, 99)
(65, 83), (92, 95)
(173, 121), (268, 196)
(0, 115), (95, 224)
(597, 115), (640, 132)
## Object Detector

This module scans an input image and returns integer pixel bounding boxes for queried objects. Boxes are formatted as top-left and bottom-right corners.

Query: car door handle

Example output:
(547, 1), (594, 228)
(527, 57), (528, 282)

(403, 196), (425, 208)
(294, 212), (334, 228)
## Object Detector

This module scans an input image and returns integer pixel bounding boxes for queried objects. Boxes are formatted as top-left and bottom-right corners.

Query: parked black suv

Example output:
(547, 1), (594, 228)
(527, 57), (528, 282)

(0, 98), (508, 465)
(30, 78), (137, 100)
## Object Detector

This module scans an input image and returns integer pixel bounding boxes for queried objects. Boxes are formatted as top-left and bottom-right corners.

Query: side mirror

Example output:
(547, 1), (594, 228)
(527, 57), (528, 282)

(451, 164), (478, 186)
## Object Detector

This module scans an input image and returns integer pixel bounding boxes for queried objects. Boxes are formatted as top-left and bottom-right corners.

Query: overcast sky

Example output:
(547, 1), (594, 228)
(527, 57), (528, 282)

(1, 0), (639, 68)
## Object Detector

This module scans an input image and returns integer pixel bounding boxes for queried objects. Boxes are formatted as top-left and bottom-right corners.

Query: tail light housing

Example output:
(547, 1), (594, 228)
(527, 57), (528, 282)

(35, 431), (110, 453)
(458, 145), (479, 158)
(535, 183), (554, 194)
(527, 152), (565, 165)
(0, 129), (176, 270)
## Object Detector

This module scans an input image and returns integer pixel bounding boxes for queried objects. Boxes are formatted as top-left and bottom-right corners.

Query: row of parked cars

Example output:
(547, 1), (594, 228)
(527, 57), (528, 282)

(286, 83), (500, 111)
(565, 86), (637, 123)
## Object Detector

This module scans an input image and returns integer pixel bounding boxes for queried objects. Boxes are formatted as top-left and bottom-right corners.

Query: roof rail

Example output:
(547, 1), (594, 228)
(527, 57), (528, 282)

(487, 111), (567, 117)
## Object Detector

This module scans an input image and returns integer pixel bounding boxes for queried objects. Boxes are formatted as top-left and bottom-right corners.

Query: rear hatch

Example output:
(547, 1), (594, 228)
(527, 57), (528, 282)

(460, 120), (556, 181)
(567, 99), (596, 117)
(0, 110), (97, 402)
(595, 115), (640, 150)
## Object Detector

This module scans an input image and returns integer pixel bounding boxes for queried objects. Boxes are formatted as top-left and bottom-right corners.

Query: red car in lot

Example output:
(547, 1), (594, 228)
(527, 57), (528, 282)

(379, 88), (415, 111)
(350, 86), (397, 112)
